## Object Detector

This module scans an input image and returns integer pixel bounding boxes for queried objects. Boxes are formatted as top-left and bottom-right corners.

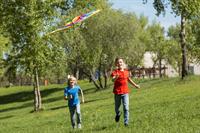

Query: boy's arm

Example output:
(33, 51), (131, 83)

(80, 88), (85, 103)
(112, 75), (119, 82)
(111, 71), (119, 82)
(128, 77), (140, 89)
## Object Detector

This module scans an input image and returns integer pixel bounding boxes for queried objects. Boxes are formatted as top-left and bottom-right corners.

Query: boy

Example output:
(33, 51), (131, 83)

(111, 57), (140, 126)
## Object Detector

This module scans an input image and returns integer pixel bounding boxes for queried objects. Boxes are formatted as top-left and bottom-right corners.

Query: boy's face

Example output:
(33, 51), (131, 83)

(116, 59), (124, 69)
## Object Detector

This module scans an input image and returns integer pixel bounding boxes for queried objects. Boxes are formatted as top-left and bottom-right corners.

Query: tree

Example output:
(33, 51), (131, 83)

(146, 22), (170, 77)
(59, 0), (147, 90)
(0, 0), (70, 111)
(187, 19), (200, 63)
(145, 0), (200, 79)
(0, 33), (10, 77)
(167, 25), (182, 75)
(81, 8), (146, 89)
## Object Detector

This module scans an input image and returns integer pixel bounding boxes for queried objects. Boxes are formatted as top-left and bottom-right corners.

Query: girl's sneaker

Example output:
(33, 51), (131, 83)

(78, 124), (82, 129)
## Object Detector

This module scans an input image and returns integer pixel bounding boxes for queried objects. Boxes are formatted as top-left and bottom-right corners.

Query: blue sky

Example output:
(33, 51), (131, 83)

(108, 0), (180, 30)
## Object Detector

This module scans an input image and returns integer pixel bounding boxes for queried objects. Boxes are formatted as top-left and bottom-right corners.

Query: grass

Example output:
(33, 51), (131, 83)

(0, 76), (200, 133)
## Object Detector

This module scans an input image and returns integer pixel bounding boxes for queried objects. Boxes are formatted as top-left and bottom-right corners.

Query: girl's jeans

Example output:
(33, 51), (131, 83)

(69, 104), (81, 128)
(114, 94), (129, 124)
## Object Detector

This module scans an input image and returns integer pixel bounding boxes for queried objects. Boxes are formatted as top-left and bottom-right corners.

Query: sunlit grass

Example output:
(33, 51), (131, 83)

(0, 76), (200, 133)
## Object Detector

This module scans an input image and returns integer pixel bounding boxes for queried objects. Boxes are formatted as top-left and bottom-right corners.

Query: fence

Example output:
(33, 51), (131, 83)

(130, 66), (168, 78)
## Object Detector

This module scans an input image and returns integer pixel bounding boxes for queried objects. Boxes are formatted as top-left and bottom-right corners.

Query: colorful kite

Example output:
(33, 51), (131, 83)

(47, 9), (101, 35)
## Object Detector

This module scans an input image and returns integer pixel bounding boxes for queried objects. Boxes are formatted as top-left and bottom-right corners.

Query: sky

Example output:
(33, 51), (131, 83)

(108, 0), (180, 30)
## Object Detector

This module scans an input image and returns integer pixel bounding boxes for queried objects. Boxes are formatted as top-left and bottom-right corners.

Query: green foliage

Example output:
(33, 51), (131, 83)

(82, 9), (146, 67)
(188, 19), (200, 62)
(1, 76), (200, 132)
(0, 33), (10, 76)
(150, 0), (200, 79)
(0, 0), (71, 78)
(146, 22), (168, 65)
(152, 0), (200, 18)
(167, 25), (182, 69)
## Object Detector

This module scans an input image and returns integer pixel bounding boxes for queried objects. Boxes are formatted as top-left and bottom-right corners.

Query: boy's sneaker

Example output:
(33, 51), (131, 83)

(78, 124), (82, 129)
(124, 123), (129, 127)
(115, 112), (121, 122)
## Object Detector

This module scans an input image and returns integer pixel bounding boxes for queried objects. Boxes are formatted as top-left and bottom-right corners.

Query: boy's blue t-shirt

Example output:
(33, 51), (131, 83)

(64, 85), (81, 107)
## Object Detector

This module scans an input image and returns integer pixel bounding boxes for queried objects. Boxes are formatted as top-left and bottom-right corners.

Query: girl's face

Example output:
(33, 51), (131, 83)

(69, 78), (76, 87)
(116, 59), (124, 69)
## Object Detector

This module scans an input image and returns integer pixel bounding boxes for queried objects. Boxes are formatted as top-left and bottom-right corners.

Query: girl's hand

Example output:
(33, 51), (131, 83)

(69, 95), (73, 99)
(81, 99), (85, 104)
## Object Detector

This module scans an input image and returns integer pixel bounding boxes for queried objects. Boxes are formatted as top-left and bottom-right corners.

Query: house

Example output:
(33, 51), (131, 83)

(143, 52), (200, 77)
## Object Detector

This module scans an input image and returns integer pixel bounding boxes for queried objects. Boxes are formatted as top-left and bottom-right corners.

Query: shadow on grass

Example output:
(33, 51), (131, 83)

(0, 87), (63, 105)
(84, 98), (108, 104)
(43, 96), (63, 103)
(0, 115), (14, 120)
(49, 97), (110, 111)
(83, 87), (96, 94)
(50, 105), (67, 110)
(0, 85), (111, 113)
(0, 102), (32, 113)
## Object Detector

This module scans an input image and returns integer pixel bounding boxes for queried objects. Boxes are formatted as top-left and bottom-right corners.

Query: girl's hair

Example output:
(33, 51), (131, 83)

(67, 75), (77, 86)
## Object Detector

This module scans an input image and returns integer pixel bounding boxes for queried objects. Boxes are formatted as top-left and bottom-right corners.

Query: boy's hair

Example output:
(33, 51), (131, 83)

(114, 57), (127, 69)
(67, 75), (77, 86)
(115, 57), (124, 65)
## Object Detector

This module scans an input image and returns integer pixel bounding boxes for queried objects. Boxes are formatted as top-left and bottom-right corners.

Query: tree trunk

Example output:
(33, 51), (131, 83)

(103, 68), (108, 88)
(179, 14), (188, 79)
(159, 58), (162, 78)
(76, 69), (79, 80)
(33, 67), (42, 111)
(89, 70), (101, 90)
(98, 66), (103, 89)
(34, 85), (39, 111)
(82, 70), (101, 90)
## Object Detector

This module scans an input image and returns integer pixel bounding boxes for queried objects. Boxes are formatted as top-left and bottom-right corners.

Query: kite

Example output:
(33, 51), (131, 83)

(47, 9), (101, 35)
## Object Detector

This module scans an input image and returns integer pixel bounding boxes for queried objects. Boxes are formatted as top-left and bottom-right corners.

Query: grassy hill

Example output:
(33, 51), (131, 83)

(0, 76), (200, 133)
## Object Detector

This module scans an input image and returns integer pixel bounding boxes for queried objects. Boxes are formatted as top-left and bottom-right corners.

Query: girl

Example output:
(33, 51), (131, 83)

(64, 76), (84, 129)
(111, 57), (140, 126)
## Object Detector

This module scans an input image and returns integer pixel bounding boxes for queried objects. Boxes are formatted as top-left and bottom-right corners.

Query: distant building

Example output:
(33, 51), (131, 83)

(143, 52), (200, 77)
(188, 63), (200, 75)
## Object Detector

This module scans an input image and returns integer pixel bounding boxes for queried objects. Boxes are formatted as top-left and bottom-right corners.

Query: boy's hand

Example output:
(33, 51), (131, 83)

(112, 74), (119, 81)
(135, 84), (140, 89)
(115, 73), (119, 79)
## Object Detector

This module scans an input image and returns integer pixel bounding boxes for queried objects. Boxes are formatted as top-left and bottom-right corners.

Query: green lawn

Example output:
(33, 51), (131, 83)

(1, 76), (200, 133)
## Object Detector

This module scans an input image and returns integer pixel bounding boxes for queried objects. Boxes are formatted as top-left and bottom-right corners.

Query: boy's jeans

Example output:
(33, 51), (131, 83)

(69, 104), (81, 128)
(114, 94), (129, 124)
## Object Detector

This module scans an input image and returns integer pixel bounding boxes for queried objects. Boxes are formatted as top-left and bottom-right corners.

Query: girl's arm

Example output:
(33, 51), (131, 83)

(128, 77), (140, 89)
(64, 95), (68, 100)
(80, 88), (85, 103)
(64, 89), (68, 100)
